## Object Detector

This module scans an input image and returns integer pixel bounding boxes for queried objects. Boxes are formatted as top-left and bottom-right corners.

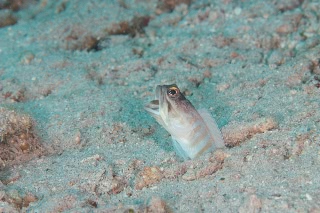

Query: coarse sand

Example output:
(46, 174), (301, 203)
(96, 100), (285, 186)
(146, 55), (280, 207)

(0, 0), (320, 212)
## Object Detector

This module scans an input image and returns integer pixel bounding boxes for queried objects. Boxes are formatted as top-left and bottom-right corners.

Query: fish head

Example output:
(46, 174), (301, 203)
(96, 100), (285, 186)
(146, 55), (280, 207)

(145, 84), (225, 160)
(145, 84), (195, 127)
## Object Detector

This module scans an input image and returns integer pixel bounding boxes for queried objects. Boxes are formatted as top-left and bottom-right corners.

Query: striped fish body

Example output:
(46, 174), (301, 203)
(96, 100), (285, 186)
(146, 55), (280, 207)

(144, 84), (225, 160)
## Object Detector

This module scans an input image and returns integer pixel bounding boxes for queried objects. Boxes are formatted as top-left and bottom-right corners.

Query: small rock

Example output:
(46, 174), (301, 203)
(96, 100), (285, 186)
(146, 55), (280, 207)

(20, 52), (35, 65)
(135, 166), (163, 190)
(276, 24), (294, 35)
(216, 83), (230, 92)
(234, 7), (242, 15)
(0, 12), (17, 28)
(267, 50), (285, 66)
(306, 193), (312, 201)
(147, 197), (172, 213)
(238, 194), (262, 213)
(182, 169), (196, 181)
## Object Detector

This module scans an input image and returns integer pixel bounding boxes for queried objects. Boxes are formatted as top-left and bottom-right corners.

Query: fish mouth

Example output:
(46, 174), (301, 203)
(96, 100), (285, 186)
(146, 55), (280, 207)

(144, 99), (160, 114)
(144, 85), (164, 115)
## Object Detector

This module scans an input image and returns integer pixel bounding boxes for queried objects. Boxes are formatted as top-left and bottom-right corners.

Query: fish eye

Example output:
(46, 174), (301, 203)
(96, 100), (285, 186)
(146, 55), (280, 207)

(167, 87), (179, 97)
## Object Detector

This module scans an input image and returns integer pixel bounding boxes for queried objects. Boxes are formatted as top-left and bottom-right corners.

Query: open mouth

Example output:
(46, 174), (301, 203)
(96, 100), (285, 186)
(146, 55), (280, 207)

(144, 85), (162, 115)
(144, 100), (159, 112)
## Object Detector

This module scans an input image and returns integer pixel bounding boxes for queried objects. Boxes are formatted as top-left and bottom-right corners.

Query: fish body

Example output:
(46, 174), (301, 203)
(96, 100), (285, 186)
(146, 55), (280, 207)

(144, 84), (225, 160)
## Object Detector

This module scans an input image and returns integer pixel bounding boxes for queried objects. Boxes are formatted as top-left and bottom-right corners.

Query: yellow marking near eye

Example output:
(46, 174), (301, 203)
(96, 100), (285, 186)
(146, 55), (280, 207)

(169, 86), (178, 91)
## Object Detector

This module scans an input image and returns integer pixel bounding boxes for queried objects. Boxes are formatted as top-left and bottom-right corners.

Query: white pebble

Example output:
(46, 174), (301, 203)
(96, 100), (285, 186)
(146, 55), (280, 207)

(234, 7), (242, 15)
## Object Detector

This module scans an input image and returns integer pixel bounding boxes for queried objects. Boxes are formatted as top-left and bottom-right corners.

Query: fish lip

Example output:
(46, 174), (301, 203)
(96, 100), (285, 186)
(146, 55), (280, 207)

(155, 85), (161, 100)
(144, 85), (162, 113)
(144, 85), (166, 114)
(144, 100), (159, 110)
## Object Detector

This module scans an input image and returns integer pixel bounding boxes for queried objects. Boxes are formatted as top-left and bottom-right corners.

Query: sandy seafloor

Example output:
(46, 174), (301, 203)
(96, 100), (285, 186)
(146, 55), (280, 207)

(0, 0), (320, 212)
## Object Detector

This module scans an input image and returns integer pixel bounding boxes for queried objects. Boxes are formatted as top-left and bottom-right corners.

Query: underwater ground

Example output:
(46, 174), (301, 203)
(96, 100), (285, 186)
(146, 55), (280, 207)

(0, 0), (320, 212)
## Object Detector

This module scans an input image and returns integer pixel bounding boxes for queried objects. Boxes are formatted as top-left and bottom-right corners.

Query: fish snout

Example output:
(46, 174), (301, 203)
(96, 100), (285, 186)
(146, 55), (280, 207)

(155, 85), (163, 100)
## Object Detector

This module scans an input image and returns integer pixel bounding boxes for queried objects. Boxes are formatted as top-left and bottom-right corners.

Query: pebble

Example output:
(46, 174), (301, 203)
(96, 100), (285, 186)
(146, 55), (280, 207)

(306, 193), (312, 201)
(267, 50), (285, 66)
(234, 7), (242, 16)
(20, 52), (35, 65)
(182, 169), (196, 181)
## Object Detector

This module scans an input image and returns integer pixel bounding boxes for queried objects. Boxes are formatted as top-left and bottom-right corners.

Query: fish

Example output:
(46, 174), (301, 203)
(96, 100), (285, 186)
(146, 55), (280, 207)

(144, 84), (225, 160)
